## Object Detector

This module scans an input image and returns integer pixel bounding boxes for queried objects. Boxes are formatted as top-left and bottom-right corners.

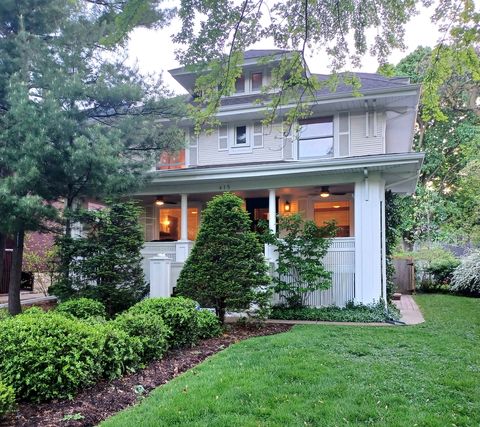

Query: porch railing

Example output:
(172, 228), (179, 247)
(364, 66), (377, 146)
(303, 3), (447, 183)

(272, 237), (355, 307)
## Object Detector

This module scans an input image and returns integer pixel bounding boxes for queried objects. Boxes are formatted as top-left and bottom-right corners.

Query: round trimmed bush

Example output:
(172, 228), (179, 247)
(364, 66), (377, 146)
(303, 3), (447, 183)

(0, 381), (15, 419)
(56, 298), (107, 320)
(451, 250), (480, 296)
(196, 310), (222, 339)
(0, 311), (104, 402)
(128, 297), (199, 348)
(112, 312), (171, 363)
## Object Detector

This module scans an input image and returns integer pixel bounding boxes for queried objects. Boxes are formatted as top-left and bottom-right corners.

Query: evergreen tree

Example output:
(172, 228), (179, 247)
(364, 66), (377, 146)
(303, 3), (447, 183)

(51, 201), (147, 316)
(0, 0), (185, 314)
(176, 193), (271, 323)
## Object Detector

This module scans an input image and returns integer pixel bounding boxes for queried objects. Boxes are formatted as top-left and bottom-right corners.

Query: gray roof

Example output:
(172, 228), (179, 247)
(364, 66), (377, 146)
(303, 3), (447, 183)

(211, 72), (413, 107)
(243, 49), (293, 59)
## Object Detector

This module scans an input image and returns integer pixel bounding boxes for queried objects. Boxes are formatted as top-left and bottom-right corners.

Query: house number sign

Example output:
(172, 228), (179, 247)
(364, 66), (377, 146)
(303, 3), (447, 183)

(219, 184), (231, 190)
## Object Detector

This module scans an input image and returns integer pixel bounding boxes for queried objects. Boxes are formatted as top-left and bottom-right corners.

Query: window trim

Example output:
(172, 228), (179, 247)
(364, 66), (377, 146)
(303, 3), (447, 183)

(297, 116), (334, 160)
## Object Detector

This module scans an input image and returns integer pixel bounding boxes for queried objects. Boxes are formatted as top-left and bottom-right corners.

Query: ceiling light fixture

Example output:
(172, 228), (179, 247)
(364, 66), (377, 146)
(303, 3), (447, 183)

(320, 186), (330, 198)
(155, 196), (165, 206)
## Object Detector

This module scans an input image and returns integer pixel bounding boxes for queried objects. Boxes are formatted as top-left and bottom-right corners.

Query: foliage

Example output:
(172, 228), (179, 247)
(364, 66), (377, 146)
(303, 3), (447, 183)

(112, 312), (170, 363)
(380, 46), (480, 247)
(172, 1), (478, 129)
(406, 246), (460, 290)
(127, 297), (199, 348)
(102, 295), (480, 427)
(262, 214), (336, 308)
(96, 323), (143, 380)
(0, 381), (15, 419)
(176, 193), (271, 323)
(0, 0), (185, 314)
(0, 311), (105, 402)
(51, 201), (148, 316)
(451, 250), (480, 296)
(55, 298), (107, 321)
(195, 310), (223, 339)
(271, 301), (399, 323)
(385, 191), (403, 301)
(0, 309), (9, 321)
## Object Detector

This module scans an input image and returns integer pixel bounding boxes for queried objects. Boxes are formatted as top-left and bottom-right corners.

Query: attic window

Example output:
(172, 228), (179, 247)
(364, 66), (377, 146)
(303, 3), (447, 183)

(251, 72), (263, 91)
(235, 75), (245, 93)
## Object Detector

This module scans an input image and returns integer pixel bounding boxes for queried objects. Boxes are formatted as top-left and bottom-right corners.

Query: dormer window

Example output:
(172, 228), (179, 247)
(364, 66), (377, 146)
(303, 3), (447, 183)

(251, 72), (263, 91)
(235, 75), (245, 93)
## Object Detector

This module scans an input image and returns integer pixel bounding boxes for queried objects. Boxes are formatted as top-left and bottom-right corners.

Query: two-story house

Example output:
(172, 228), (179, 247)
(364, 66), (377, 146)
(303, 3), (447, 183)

(134, 49), (423, 307)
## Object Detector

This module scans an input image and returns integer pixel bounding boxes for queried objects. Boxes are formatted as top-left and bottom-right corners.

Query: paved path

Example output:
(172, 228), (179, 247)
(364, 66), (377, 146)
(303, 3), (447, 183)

(393, 294), (425, 325)
(0, 292), (57, 308)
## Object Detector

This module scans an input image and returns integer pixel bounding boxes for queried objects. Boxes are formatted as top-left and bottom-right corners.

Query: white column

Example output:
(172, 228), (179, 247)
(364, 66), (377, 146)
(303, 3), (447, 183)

(354, 173), (385, 305)
(265, 189), (277, 262)
(149, 253), (171, 298)
(268, 189), (276, 233)
(180, 193), (188, 241)
(176, 193), (191, 262)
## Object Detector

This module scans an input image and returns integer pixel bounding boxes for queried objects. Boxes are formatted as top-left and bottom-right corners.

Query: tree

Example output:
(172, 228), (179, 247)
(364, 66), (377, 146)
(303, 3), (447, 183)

(379, 46), (480, 247)
(0, 0), (185, 314)
(171, 0), (479, 128)
(262, 214), (336, 308)
(50, 201), (147, 316)
(176, 193), (271, 323)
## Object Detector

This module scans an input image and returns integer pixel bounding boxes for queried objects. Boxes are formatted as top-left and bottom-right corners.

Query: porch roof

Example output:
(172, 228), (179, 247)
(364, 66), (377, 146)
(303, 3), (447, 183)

(136, 152), (424, 196)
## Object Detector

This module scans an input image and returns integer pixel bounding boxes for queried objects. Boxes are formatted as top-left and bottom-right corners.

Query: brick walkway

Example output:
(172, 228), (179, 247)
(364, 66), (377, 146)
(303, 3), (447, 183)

(393, 294), (425, 325)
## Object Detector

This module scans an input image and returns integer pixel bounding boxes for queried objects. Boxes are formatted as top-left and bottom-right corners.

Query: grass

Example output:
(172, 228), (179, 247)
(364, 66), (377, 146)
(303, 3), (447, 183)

(102, 295), (480, 426)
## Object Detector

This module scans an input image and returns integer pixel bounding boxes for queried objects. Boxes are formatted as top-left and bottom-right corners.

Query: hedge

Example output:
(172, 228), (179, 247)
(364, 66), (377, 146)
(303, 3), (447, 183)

(196, 309), (223, 339)
(55, 298), (107, 320)
(0, 381), (15, 419)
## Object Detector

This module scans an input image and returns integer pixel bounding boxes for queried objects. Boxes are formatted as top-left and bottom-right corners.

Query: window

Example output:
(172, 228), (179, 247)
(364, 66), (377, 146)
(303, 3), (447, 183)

(235, 125), (247, 145)
(314, 200), (352, 237)
(158, 208), (199, 241)
(156, 150), (186, 170)
(298, 117), (334, 158)
(235, 75), (245, 93)
(251, 72), (263, 91)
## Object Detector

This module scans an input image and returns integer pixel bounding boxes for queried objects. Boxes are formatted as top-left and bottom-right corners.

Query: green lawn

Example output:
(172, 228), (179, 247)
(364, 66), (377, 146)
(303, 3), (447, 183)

(102, 295), (480, 426)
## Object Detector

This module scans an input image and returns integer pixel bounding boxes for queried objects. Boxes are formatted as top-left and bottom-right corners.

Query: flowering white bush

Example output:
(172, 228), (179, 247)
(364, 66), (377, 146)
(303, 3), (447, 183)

(451, 250), (480, 296)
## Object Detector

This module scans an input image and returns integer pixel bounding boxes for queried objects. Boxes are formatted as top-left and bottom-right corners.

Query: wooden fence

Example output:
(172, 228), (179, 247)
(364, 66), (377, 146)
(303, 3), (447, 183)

(393, 257), (415, 293)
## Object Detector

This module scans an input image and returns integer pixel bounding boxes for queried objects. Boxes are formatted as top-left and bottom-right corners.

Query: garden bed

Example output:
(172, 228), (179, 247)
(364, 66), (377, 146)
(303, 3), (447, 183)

(2, 323), (291, 427)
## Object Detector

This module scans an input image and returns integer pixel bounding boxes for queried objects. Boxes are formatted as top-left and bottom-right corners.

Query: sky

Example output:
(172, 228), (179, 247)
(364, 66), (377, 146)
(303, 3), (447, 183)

(126, 4), (441, 95)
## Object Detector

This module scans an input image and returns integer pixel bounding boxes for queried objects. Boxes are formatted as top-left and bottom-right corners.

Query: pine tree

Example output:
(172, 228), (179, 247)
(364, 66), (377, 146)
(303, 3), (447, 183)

(176, 193), (271, 323)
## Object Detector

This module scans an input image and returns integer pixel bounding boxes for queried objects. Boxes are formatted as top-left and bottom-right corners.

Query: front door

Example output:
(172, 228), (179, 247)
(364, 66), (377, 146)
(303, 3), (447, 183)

(245, 197), (278, 233)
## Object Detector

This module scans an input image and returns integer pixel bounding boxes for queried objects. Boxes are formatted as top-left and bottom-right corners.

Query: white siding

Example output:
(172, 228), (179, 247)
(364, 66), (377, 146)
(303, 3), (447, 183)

(350, 112), (385, 157)
(197, 122), (284, 165)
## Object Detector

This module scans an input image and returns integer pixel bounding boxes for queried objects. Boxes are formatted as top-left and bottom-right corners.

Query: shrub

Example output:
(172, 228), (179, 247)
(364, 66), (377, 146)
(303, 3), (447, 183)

(56, 298), (107, 320)
(112, 312), (170, 363)
(176, 193), (271, 323)
(196, 310), (223, 339)
(51, 201), (148, 316)
(0, 381), (15, 419)
(128, 297), (199, 348)
(451, 250), (480, 296)
(262, 213), (336, 308)
(96, 323), (143, 379)
(411, 246), (460, 287)
(0, 311), (104, 402)
(270, 301), (400, 323)
(0, 309), (8, 321)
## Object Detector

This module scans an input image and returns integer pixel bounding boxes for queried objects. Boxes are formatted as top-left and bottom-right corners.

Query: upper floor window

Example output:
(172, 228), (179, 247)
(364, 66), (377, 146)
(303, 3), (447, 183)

(298, 117), (334, 159)
(235, 75), (245, 93)
(251, 72), (263, 91)
(235, 125), (248, 146)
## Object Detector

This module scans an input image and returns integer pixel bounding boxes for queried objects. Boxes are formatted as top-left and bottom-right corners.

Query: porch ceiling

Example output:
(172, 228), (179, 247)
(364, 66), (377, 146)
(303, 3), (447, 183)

(135, 152), (424, 197)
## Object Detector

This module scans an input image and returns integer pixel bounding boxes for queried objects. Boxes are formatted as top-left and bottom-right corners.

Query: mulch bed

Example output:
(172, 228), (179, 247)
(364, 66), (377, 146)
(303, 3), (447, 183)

(3, 323), (292, 427)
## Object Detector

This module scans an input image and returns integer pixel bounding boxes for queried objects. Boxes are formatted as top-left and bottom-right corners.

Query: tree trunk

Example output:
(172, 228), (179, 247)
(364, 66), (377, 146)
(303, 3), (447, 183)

(0, 233), (6, 291)
(8, 228), (25, 315)
(217, 302), (226, 324)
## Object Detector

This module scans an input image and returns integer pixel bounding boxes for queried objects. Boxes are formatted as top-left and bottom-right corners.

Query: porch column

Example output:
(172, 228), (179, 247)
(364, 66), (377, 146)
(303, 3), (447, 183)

(265, 189), (277, 262)
(176, 193), (191, 262)
(268, 189), (276, 233)
(354, 173), (386, 305)
(180, 193), (188, 241)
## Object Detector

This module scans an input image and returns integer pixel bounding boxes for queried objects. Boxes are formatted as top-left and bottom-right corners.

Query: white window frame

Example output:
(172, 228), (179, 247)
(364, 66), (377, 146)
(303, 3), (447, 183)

(297, 116), (335, 160)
